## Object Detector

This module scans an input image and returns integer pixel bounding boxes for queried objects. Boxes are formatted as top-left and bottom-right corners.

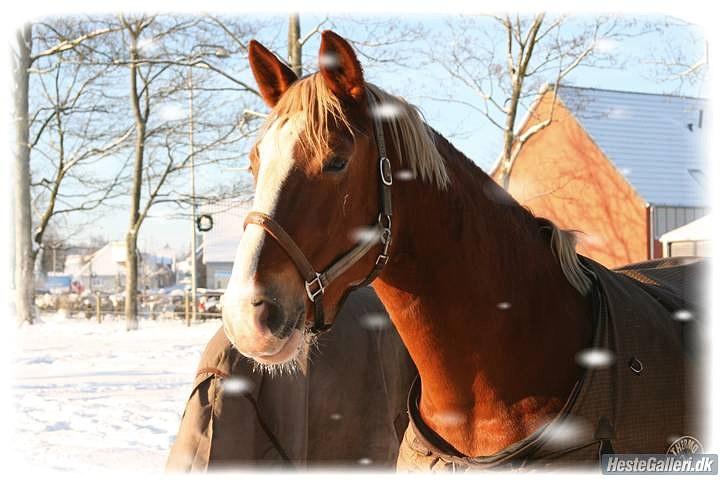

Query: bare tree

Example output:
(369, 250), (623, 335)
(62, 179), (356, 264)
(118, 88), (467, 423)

(15, 14), (261, 326)
(426, 14), (653, 189)
(16, 13), (434, 327)
(29, 24), (133, 270)
(642, 17), (707, 94)
(211, 13), (425, 94)
(288, 14), (303, 77)
(112, 14), (258, 328)
(13, 19), (126, 324)
(13, 24), (34, 325)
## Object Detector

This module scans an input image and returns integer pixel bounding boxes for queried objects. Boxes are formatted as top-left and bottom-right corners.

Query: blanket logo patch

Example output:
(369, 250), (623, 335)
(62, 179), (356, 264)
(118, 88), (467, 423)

(667, 436), (703, 455)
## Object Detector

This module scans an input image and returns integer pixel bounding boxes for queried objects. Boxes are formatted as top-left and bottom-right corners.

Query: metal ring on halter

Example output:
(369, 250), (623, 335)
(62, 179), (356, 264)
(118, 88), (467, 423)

(380, 227), (391, 245)
(243, 88), (394, 334)
(305, 273), (325, 302)
(378, 213), (392, 230)
(380, 156), (393, 186)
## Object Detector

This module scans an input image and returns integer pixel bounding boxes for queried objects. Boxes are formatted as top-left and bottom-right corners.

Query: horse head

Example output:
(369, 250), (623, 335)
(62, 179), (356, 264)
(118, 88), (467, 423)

(223, 31), (386, 366)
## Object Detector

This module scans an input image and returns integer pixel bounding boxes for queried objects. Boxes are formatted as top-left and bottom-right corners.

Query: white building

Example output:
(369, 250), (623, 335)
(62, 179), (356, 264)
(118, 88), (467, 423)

(200, 199), (252, 290)
(659, 214), (711, 258)
(65, 241), (175, 293)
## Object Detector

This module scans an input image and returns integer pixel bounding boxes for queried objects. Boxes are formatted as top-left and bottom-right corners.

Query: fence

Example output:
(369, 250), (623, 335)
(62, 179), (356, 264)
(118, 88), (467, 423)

(35, 289), (223, 325)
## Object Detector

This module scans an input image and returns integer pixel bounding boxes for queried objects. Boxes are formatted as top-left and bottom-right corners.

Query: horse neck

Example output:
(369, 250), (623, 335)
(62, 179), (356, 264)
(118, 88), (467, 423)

(370, 134), (592, 456)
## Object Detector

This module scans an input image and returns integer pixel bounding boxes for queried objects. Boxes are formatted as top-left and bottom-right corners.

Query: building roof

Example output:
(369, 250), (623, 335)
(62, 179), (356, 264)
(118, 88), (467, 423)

(65, 241), (173, 278)
(557, 86), (708, 207)
(658, 214), (711, 243)
(66, 242), (125, 278)
(201, 199), (252, 264)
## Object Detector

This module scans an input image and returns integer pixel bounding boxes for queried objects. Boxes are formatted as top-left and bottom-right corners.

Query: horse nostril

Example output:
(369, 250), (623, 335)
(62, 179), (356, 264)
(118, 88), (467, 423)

(251, 298), (285, 335)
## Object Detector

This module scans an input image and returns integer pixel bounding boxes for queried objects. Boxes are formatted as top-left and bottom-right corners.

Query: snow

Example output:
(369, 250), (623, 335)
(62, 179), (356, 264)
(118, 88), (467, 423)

(318, 52), (340, 69)
(394, 169), (415, 181)
(370, 100), (403, 120)
(431, 410), (466, 426)
(349, 226), (381, 245)
(359, 312), (390, 330)
(672, 309), (695, 322)
(574, 348), (615, 368)
(221, 375), (253, 395)
(12, 314), (220, 472)
(541, 416), (592, 449)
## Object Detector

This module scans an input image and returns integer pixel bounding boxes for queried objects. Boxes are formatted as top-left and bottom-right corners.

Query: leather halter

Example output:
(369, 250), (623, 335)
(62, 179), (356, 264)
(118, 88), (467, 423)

(243, 89), (393, 335)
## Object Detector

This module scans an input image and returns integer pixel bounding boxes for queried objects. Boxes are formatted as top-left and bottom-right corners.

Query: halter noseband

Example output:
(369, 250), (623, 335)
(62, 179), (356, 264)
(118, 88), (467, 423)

(243, 89), (393, 335)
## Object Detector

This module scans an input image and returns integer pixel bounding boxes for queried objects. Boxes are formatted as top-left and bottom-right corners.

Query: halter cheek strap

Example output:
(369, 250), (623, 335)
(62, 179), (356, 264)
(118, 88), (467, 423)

(243, 88), (392, 335)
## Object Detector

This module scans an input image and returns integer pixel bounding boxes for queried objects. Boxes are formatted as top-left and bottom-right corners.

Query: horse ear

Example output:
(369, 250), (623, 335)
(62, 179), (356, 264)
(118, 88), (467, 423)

(248, 40), (298, 108)
(318, 30), (365, 103)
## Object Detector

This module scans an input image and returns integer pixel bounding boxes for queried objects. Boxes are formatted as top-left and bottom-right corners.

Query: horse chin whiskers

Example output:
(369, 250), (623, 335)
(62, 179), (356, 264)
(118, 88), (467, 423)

(249, 331), (312, 377)
(304, 330), (322, 356)
(251, 358), (302, 377)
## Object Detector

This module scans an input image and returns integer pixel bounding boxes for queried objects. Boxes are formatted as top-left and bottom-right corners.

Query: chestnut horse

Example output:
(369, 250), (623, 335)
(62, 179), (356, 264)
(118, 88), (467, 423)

(223, 31), (702, 470)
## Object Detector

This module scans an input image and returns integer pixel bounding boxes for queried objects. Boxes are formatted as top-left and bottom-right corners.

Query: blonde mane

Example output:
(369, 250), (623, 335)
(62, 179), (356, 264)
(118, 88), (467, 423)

(264, 74), (449, 190)
(262, 74), (590, 296)
(365, 84), (449, 189)
(536, 217), (594, 296)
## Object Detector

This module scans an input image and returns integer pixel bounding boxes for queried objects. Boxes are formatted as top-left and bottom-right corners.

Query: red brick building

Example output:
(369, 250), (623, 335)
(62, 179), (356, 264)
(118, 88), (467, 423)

(493, 86), (708, 268)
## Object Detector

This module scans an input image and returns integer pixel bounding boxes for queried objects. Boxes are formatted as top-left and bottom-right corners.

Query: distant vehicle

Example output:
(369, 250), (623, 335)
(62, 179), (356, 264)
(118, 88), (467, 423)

(197, 288), (224, 319)
(38, 274), (73, 294)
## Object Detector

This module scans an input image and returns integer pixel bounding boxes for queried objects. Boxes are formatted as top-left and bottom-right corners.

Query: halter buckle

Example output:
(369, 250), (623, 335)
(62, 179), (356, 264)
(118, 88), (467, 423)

(305, 273), (325, 302)
(375, 254), (389, 267)
(379, 157), (393, 186)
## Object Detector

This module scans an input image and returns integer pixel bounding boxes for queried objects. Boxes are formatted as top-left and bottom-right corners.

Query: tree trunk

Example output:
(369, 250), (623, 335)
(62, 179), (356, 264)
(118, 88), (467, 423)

(125, 230), (139, 330)
(124, 26), (144, 330)
(288, 14), (302, 77)
(124, 118), (144, 330)
(13, 24), (34, 325)
(496, 14), (544, 191)
(499, 77), (523, 191)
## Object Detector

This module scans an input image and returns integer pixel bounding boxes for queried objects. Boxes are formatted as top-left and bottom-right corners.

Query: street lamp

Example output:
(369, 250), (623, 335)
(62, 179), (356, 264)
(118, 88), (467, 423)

(188, 46), (230, 323)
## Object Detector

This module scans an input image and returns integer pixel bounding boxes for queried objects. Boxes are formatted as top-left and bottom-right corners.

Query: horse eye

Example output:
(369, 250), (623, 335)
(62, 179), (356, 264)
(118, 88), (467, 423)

(323, 157), (348, 173)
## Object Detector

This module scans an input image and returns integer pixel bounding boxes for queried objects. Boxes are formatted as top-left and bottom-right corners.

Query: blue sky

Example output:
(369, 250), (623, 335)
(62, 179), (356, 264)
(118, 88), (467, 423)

(60, 13), (706, 255)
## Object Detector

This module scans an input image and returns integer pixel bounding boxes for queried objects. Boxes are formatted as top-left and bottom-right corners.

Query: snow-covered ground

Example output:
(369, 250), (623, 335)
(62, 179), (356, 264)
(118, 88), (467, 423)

(12, 314), (220, 472)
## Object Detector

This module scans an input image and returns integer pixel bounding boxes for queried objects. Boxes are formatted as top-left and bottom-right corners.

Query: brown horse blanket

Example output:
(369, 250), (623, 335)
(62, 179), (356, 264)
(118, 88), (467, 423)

(166, 286), (416, 471)
(398, 257), (706, 471)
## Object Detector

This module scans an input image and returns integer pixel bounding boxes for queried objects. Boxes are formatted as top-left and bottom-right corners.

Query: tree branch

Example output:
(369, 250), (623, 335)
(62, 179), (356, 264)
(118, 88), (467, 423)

(30, 26), (123, 64)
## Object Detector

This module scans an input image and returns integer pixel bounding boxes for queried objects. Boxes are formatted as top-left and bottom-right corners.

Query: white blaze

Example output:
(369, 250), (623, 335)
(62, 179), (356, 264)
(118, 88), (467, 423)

(225, 115), (303, 310)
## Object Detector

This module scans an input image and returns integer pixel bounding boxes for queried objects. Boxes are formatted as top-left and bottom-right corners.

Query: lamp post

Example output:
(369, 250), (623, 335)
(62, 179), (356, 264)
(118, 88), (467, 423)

(188, 46), (230, 323)
(188, 64), (198, 322)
